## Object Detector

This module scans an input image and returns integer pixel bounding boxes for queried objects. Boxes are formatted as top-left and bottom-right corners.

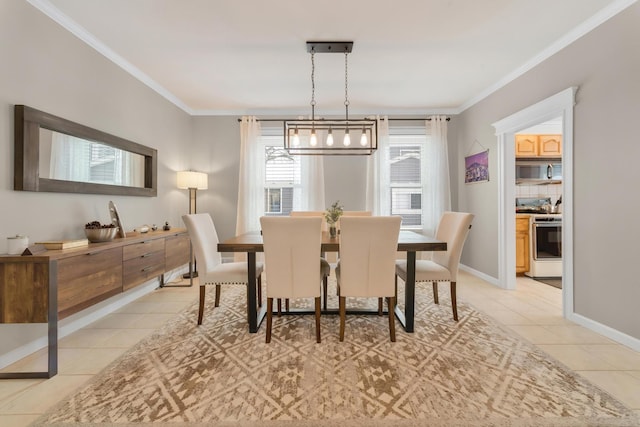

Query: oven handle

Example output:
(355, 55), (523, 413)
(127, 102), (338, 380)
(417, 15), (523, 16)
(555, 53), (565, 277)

(533, 222), (562, 228)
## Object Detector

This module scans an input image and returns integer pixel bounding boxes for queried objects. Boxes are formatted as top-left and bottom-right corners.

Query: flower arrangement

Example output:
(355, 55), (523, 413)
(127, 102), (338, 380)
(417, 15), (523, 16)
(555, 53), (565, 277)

(324, 201), (344, 226)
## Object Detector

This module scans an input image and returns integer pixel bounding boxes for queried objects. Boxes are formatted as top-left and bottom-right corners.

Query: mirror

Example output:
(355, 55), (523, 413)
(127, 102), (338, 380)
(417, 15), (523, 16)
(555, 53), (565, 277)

(14, 105), (157, 196)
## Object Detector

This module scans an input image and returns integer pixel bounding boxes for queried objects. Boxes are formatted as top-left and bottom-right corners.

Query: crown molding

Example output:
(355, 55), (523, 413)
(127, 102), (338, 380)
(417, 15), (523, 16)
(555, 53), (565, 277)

(458, 0), (637, 113)
(26, 0), (195, 115)
(27, 0), (637, 117)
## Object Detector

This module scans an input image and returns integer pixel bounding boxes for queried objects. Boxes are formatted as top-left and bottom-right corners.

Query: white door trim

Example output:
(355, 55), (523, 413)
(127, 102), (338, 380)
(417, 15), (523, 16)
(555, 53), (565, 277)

(492, 87), (576, 317)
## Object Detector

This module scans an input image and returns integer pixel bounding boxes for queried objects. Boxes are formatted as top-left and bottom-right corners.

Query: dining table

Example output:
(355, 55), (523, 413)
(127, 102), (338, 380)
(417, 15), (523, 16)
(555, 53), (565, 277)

(218, 230), (447, 334)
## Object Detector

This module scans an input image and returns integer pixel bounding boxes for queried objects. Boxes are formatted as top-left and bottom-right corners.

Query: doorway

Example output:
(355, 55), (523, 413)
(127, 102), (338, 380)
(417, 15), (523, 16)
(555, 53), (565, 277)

(492, 87), (575, 318)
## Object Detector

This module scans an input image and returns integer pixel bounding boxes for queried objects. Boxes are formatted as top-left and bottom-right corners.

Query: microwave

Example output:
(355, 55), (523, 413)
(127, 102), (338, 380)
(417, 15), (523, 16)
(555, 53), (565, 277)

(516, 161), (562, 184)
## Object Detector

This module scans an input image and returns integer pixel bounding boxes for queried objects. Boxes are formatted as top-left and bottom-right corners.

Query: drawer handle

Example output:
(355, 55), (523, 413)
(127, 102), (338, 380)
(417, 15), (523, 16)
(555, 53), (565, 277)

(140, 252), (152, 258)
(141, 266), (152, 272)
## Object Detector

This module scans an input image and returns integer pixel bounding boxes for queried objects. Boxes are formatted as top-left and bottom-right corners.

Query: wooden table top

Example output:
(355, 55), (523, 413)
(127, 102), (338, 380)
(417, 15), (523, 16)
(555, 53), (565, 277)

(218, 230), (447, 253)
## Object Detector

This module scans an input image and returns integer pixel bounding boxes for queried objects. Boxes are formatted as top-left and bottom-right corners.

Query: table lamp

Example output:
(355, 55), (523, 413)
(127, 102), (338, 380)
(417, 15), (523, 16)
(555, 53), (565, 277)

(177, 170), (208, 279)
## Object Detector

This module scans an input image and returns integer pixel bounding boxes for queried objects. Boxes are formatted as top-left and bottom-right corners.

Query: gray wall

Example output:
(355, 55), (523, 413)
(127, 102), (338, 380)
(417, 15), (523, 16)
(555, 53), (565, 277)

(0, 2), (193, 356)
(455, 2), (640, 339)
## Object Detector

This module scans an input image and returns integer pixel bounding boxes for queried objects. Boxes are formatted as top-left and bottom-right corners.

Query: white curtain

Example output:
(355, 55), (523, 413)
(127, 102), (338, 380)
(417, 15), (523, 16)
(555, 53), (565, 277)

(235, 117), (263, 261)
(365, 116), (390, 215)
(422, 115), (451, 236)
(300, 155), (325, 211)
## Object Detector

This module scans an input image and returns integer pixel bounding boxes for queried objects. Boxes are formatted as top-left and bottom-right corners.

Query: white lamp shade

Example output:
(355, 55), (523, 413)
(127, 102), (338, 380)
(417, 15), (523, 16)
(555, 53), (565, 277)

(177, 171), (208, 190)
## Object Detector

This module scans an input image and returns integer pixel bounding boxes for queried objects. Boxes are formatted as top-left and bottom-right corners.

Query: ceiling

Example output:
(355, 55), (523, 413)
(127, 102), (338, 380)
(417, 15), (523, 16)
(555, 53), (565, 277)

(31, 0), (628, 116)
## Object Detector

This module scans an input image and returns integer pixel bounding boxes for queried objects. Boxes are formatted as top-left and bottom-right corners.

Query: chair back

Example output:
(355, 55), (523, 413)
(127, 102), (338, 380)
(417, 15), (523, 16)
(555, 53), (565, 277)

(260, 216), (323, 299)
(182, 213), (223, 275)
(290, 211), (328, 231)
(337, 210), (371, 231)
(338, 216), (401, 298)
(432, 212), (474, 281)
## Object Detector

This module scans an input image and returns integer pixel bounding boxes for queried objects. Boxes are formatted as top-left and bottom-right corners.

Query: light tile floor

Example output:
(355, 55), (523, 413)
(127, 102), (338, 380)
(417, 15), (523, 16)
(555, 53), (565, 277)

(1, 273), (639, 426)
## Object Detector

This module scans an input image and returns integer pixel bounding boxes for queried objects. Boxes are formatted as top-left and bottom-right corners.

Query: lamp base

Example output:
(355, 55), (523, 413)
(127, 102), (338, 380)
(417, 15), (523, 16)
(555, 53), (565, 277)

(183, 271), (198, 279)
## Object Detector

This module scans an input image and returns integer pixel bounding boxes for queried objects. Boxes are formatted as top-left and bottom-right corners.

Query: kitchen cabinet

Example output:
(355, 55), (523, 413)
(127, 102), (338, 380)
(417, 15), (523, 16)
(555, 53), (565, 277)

(515, 134), (562, 158)
(516, 216), (530, 274)
(538, 135), (562, 157)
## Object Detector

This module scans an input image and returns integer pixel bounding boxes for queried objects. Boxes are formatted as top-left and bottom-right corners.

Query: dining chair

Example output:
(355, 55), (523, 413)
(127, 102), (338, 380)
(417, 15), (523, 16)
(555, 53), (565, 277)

(336, 216), (401, 342)
(260, 216), (323, 343)
(395, 211), (474, 321)
(182, 213), (264, 325)
(290, 211), (332, 310)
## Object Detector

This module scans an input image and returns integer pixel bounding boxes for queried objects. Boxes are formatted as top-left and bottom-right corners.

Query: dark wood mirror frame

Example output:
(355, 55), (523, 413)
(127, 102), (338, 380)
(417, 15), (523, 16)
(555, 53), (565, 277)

(14, 105), (157, 197)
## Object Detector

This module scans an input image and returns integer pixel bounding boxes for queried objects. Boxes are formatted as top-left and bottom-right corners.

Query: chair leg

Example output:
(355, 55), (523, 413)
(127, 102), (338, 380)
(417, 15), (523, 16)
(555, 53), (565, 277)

(323, 276), (328, 311)
(339, 296), (346, 342)
(214, 284), (221, 307)
(451, 281), (458, 321)
(432, 282), (439, 304)
(315, 297), (321, 343)
(285, 298), (289, 312)
(257, 275), (262, 308)
(388, 296), (396, 342)
(266, 298), (273, 343)
(277, 299), (282, 317)
(394, 275), (398, 301)
(378, 298), (383, 315)
(197, 286), (205, 325)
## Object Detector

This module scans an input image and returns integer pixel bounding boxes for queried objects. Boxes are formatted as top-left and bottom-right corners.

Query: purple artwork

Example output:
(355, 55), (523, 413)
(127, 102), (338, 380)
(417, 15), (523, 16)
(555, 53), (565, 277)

(465, 150), (489, 184)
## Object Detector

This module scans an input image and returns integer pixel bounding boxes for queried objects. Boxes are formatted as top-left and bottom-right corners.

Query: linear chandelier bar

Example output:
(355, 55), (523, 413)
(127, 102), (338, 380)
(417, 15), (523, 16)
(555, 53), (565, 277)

(284, 119), (377, 155)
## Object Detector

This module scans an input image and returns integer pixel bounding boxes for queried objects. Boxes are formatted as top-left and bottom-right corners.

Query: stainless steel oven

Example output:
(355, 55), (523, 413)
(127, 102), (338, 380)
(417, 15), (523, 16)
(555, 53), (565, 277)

(532, 216), (562, 260)
(525, 215), (562, 278)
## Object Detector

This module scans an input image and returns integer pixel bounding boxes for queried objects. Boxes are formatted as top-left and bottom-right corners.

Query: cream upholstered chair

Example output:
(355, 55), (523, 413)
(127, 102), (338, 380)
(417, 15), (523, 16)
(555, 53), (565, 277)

(260, 216), (323, 343)
(395, 211), (474, 321)
(182, 213), (264, 325)
(336, 216), (401, 342)
(290, 211), (331, 310)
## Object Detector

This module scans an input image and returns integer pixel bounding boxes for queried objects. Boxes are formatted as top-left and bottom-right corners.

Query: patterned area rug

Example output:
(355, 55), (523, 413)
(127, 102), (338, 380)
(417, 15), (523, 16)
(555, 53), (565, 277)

(34, 280), (638, 426)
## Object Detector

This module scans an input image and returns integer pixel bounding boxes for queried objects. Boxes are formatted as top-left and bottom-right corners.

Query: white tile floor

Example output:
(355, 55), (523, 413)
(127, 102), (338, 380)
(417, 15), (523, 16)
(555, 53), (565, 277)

(1, 272), (639, 426)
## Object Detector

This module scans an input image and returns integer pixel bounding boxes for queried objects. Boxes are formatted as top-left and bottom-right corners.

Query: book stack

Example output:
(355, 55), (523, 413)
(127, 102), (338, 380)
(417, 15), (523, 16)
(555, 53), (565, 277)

(35, 239), (89, 250)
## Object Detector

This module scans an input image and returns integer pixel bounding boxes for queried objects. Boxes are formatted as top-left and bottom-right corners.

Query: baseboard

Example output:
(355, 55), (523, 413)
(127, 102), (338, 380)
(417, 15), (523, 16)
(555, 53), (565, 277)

(460, 264), (640, 352)
(567, 312), (640, 352)
(459, 263), (500, 287)
(0, 266), (188, 370)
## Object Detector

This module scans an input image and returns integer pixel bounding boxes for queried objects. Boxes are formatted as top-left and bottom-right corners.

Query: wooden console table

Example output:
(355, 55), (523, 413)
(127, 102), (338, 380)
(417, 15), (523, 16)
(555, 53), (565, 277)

(0, 228), (190, 379)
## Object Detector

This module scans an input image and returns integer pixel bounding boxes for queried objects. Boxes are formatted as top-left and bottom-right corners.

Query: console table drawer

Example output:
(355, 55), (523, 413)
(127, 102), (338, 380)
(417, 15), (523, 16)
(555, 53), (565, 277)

(123, 251), (165, 291)
(57, 247), (123, 318)
(165, 234), (190, 271)
(123, 239), (165, 261)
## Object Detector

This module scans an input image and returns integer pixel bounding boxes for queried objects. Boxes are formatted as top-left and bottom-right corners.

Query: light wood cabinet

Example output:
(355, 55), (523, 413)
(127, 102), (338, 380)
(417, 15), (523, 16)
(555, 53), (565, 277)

(515, 134), (561, 158)
(516, 216), (530, 274)
(538, 135), (562, 157)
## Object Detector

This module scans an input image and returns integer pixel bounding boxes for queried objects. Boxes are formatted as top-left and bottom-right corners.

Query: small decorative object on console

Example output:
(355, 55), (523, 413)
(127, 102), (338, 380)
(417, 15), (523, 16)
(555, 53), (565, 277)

(163, 221), (171, 231)
(84, 221), (118, 243)
(151, 224), (158, 231)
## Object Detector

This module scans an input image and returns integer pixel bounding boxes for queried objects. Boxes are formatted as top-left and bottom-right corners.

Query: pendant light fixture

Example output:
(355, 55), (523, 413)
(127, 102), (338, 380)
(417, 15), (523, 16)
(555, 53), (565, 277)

(284, 41), (377, 155)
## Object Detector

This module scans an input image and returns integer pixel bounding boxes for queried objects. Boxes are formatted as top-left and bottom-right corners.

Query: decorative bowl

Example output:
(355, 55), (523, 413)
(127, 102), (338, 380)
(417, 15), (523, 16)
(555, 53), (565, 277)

(84, 227), (118, 243)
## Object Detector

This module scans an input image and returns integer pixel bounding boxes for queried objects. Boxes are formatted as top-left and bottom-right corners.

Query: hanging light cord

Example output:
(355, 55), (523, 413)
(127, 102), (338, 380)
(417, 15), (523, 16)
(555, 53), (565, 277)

(310, 48), (316, 122)
(344, 50), (350, 122)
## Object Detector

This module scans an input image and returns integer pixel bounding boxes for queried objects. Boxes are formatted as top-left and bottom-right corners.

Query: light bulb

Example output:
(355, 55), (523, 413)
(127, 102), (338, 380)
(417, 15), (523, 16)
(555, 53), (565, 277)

(310, 129), (317, 146)
(292, 129), (300, 146)
(343, 130), (351, 146)
(360, 129), (368, 146)
(326, 129), (334, 146)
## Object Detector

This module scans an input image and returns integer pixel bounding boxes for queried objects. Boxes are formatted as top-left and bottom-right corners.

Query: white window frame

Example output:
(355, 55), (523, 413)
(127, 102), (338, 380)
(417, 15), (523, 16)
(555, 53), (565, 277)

(260, 131), (301, 216)
(388, 127), (428, 230)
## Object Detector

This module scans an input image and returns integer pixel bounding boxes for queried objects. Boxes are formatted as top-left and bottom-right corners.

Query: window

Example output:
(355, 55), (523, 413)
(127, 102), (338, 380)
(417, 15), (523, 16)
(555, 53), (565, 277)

(388, 132), (427, 229)
(262, 136), (301, 216)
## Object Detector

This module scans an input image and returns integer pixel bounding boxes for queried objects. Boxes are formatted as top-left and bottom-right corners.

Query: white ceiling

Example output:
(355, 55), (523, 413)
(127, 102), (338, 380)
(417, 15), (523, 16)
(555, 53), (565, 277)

(30, 0), (631, 116)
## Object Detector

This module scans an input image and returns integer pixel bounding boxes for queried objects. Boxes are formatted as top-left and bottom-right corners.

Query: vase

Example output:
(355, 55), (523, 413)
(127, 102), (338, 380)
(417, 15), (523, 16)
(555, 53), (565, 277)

(329, 225), (337, 238)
